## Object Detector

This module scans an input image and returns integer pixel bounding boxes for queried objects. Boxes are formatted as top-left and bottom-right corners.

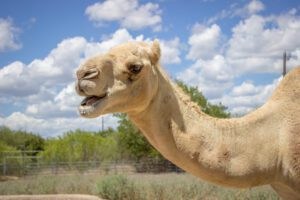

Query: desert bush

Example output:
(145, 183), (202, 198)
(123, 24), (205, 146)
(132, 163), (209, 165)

(96, 175), (141, 200)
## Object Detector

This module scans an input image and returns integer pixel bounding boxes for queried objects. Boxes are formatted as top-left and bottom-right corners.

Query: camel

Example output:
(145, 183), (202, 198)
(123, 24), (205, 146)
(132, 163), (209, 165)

(75, 40), (300, 199)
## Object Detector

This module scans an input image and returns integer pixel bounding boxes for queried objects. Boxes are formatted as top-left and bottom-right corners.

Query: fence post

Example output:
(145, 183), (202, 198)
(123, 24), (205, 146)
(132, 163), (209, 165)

(114, 160), (117, 174)
(3, 157), (6, 176)
(51, 162), (55, 175)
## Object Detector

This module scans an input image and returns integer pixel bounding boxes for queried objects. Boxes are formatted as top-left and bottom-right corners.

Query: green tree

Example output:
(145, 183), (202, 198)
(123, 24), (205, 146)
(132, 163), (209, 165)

(41, 129), (119, 163)
(0, 140), (18, 164)
(176, 80), (230, 118)
(115, 113), (161, 160)
(96, 128), (115, 138)
(0, 126), (45, 155)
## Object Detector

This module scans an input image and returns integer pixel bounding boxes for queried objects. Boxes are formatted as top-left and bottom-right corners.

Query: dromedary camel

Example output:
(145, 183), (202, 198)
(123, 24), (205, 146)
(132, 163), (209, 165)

(75, 40), (300, 199)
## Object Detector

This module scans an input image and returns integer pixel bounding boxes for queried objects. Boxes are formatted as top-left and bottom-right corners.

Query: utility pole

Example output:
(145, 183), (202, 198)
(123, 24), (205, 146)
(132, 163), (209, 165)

(283, 51), (291, 77)
(283, 51), (287, 77)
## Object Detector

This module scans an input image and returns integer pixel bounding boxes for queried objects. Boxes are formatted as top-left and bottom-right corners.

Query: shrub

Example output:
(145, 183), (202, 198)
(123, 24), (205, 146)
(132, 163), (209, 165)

(96, 175), (141, 200)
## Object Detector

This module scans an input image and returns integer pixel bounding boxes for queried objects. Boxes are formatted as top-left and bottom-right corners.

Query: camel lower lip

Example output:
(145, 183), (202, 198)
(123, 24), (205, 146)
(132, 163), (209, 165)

(78, 94), (107, 116)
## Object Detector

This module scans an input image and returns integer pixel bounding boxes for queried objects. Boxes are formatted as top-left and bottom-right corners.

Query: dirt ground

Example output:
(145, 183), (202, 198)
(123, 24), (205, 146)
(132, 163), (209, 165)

(0, 194), (104, 200)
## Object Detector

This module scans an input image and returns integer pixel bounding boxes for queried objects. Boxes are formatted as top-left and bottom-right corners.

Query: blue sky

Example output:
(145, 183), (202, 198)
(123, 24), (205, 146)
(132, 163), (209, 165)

(0, 0), (300, 137)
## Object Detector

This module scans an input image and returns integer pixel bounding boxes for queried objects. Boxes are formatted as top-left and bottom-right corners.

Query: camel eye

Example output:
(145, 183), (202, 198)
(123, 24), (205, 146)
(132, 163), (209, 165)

(128, 64), (143, 74)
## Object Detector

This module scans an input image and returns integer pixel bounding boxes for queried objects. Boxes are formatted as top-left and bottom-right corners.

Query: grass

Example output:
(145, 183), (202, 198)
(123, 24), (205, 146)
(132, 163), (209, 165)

(0, 173), (279, 200)
(0, 174), (98, 195)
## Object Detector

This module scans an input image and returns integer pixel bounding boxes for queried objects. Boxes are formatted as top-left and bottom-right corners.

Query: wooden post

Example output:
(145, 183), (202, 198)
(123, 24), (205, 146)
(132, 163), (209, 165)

(3, 157), (6, 176)
(102, 117), (104, 131)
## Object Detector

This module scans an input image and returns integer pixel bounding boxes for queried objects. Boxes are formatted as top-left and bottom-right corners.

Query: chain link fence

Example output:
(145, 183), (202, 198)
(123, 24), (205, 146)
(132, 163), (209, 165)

(0, 151), (183, 177)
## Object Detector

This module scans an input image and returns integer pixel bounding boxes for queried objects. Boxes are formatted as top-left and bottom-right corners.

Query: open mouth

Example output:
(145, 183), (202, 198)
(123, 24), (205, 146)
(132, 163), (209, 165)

(79, 93), (107, 116)
(80, 93), (107, 106)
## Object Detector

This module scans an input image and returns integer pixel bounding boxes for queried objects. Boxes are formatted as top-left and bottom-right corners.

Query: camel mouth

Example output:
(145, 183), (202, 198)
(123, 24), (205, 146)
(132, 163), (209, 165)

(78, 93), (107, 116)
(80, 93), (107, 106)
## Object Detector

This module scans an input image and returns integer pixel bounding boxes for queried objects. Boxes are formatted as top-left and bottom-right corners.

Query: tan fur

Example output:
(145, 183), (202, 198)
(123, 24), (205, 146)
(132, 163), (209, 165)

(76, 41), (300, 199)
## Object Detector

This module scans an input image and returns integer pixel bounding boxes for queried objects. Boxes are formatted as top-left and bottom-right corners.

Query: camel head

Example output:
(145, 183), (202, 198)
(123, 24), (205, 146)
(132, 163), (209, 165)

(75, 40), (161, 118)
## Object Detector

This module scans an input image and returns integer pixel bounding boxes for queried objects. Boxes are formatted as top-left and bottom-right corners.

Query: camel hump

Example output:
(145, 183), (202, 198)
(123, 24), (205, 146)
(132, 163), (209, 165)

(271, 66), (300, 102)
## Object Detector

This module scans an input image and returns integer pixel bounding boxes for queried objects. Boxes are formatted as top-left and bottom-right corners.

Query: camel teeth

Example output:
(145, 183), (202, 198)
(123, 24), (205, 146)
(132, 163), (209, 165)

(79, 107), (94, 115)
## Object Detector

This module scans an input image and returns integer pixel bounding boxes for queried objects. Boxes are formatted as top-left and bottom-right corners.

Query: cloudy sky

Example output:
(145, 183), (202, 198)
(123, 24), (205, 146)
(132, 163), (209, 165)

(0, 0), (300, 137)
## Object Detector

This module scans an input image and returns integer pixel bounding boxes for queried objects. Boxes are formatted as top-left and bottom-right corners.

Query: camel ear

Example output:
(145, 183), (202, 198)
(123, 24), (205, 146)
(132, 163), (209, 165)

(150, 39), (161, 65)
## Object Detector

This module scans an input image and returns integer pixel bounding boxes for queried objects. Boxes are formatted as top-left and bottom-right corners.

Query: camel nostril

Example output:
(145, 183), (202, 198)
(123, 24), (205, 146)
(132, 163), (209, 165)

(76, 69), (99, 80)
(82, 69), (99, 80)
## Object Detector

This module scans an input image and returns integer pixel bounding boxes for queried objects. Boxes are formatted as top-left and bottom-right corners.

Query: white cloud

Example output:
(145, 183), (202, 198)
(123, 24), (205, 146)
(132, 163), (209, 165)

(207, 0), (265, 24)
(288, 49), (300, 68)
(178, 24), (232, 99)
(0, 18), (21, 52)
(0, 61), (31, 96)
(85, 0), (162, 31)
(187, 24), (222, 60)
(25, 83), (80, 118)
(178, 55), (234, 99)
(85, 29), (180, 65)
(159, 37), (181, 64)
(211, 77), (281, 115)
(84, 28), (135, 58)
(85, 0), (137, 22)
(0, 112), (118, 137)
(231, 81), (260, 96)
(121, 3), (162, 31)
(234, 0), (265, 17)
(0, 37), (87, 99)
(246, 0), (265, 14)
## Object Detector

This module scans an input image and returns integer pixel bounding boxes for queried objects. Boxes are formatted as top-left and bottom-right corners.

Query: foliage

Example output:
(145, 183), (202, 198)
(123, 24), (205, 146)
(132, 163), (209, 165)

(40, 129), (119, 163)
(176, 80), (230, 118)
(0, 126), (45, 153)
(96, 128), (115, 138)
(0, 126), (44, 168)
(114, 113), (161, 161)
(0, 140), (19, 165)
(0, 140), (17, 153)
(96, 175), (138, 200)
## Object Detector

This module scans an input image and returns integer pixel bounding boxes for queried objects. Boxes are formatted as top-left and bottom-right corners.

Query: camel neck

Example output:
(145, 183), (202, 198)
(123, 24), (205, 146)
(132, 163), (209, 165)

(129, 67), (280, 187)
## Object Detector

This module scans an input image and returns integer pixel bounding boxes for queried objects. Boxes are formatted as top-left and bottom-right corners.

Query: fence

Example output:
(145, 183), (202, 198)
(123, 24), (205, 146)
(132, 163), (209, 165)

(0, 151), (183, 177)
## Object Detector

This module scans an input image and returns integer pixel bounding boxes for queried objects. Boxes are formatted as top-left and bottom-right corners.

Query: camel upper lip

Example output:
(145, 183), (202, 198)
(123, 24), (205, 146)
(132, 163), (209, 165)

(80, 93), (107, 106)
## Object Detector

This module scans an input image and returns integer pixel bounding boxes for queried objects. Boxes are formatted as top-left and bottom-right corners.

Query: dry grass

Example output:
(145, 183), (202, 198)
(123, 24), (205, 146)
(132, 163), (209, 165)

(0, 173), (279, 200)
(0, 174), (99, 195)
